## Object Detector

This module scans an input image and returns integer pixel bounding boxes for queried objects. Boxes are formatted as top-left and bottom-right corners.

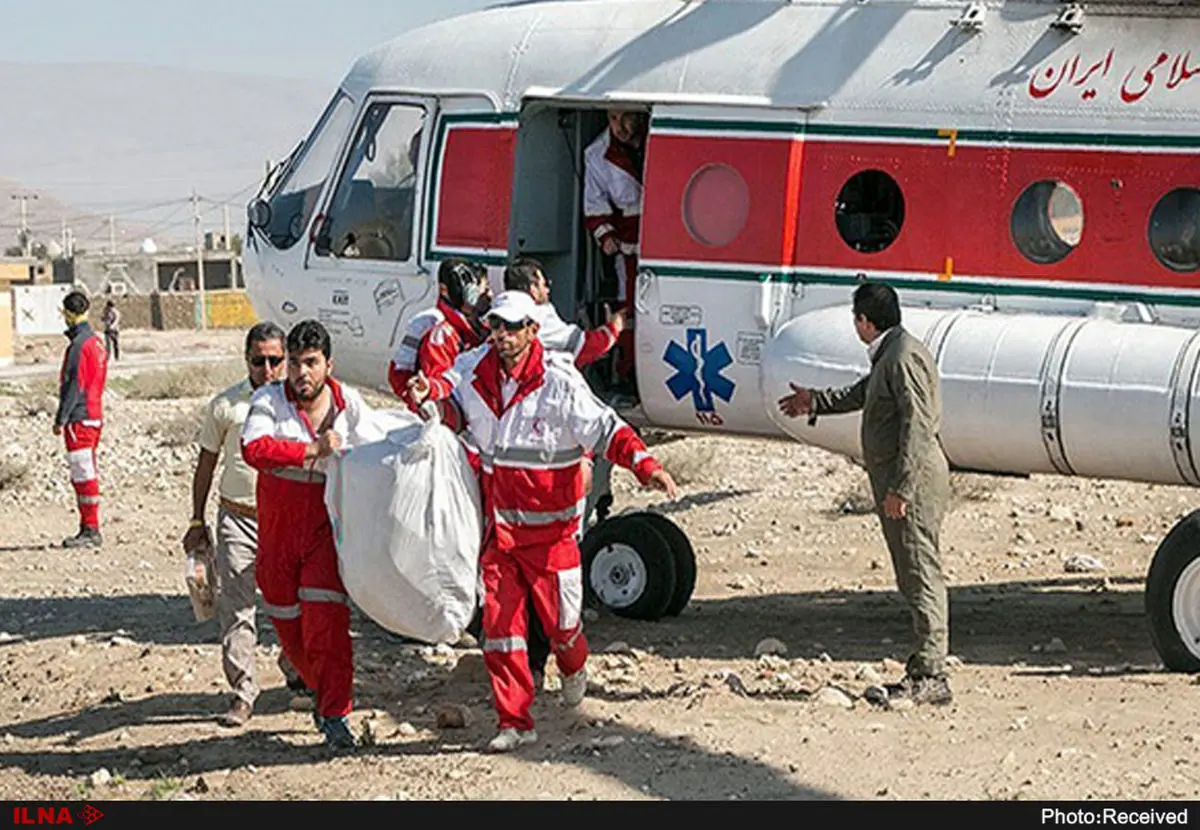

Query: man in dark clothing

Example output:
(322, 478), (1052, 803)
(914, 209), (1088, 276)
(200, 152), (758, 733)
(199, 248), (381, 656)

(101, 301), (120, 361)
(55, 291), (109, 548)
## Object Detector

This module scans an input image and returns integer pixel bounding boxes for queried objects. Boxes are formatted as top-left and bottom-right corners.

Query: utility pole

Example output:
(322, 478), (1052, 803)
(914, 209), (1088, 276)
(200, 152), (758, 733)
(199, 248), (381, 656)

(10, 192), (37, 257)
(223, 204), (231, 250)
(192, 189), (207, 330)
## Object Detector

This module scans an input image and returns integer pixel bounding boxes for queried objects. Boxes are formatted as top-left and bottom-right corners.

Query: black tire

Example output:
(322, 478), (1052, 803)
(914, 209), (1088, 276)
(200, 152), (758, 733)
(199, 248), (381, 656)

(1145, 509), (1200, 672)
(635, 512), (697, 617)
(580, 514), (677, 621)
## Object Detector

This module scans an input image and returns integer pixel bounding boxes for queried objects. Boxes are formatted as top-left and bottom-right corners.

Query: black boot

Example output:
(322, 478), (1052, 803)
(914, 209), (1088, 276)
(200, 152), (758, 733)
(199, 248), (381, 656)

(881, 673), (953, 706)
(62, 527), (102, 549)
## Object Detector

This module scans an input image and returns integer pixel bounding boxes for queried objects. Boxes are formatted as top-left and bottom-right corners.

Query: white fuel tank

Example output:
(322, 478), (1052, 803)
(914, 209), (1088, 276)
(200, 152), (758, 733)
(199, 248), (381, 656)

(761, 304), (1200, 488)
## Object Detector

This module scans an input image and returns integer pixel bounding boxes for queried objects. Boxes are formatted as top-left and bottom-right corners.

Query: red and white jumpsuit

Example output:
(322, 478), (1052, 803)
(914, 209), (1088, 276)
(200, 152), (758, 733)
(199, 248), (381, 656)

(438, 340), (664, 731)
(451, 303), (620, 657)
(55, 321), (108, 531)
(584, 127), (643, 379)
(532, 302), (620, 369)
(531, 301), (622, 500)
(387, 297), (484, 410)
(240, 377), (366, 721)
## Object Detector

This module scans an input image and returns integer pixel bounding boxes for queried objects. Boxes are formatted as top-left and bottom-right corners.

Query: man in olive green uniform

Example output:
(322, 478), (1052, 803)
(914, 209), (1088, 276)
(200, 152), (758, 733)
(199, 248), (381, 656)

(777, 281), (952, 705)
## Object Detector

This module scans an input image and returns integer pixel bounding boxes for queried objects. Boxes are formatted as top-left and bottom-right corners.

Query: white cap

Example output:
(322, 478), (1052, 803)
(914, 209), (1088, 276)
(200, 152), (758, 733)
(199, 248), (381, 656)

(486, 290), (539, 325)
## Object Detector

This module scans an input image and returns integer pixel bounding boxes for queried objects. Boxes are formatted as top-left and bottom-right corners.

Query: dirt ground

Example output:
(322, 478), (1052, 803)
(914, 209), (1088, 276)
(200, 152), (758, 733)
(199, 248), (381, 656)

(0, 328), (1198, 801)
(12, 329), (245, 366)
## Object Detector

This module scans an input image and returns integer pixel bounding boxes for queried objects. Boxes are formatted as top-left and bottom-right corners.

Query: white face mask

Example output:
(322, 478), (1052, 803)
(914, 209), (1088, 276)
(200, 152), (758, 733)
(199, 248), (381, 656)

(463, 281), (483, 308)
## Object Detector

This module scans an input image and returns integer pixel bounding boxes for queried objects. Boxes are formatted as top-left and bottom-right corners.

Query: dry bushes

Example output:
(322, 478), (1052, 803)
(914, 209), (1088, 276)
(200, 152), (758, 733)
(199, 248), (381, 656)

(0, 447), (29, 492)
(949, 472), (1001, 507)
(148, 405), (206, 448)
(114, 363), (243, 401)
(830, 470), (1002, 517)
(831, 473), (877, 516)
(0, 379), (60, 417)
(18, 395), (58, 418)
(648, 440), (717, 488)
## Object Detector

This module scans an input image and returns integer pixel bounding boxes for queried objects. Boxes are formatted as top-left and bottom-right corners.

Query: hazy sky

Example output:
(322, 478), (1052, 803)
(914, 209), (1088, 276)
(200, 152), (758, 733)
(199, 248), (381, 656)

(0, 0), (597, 246)
(1, 0), (519, 82)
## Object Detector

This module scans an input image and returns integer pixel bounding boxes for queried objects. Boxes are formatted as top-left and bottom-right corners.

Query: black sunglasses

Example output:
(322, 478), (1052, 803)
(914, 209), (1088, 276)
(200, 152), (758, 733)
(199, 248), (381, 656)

(486, 316), (531, 333)
(249, 355), (285, 368)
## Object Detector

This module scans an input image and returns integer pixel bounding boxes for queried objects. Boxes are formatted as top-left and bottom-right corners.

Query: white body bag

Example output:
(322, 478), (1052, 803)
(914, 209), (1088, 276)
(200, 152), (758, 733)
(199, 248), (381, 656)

(324, 404), (483, 645)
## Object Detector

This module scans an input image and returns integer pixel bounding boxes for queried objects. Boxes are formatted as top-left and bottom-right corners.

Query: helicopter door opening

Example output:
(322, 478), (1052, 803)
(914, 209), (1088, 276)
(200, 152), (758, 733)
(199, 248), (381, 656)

(509, 102), (649, 405)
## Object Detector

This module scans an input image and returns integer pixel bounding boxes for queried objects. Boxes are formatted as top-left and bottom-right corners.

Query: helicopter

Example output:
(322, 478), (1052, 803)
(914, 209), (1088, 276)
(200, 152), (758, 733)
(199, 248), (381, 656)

(243, 0), (1200, 671)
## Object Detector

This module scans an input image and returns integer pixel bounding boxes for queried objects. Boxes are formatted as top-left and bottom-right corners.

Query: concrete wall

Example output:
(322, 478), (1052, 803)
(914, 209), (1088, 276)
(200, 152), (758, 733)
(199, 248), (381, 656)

(0, 292), (12, 367)
(157, 259), (237, 292)
(74, 253), (241, 296)
(109, 295), (153, 330)
(6, 284), (257, 336)
(202, 290), (256, 328)
(0, 261), (31, 287)
(156, 293), (198, 330)
(11, 284), (72, 336)
(52, 259), (74, 285)
(108, 290), (257, 331)
(74, 254), (158, 295)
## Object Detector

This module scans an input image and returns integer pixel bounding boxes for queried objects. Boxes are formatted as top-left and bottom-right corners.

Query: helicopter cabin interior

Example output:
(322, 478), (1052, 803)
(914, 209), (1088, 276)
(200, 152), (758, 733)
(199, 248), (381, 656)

(508, 101), (647, 404)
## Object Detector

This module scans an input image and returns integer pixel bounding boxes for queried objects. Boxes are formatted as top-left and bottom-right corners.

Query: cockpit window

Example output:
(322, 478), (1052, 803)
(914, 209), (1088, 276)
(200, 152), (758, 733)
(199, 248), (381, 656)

(262, 92), (355, 251)
(312, 101), (427, 263)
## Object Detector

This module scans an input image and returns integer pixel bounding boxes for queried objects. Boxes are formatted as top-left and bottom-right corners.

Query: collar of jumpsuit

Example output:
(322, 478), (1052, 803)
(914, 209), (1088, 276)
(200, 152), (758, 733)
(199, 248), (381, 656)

(473, 337), (546, 417)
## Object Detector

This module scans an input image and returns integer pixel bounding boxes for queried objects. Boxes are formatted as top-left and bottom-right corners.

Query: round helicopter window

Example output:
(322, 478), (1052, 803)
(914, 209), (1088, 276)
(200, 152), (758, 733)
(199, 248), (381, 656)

(834, 170), (905, 254)
(682, 163), (750, 247)
(1011, 180), (1083, 265)
(1148, 187), (1200, 274)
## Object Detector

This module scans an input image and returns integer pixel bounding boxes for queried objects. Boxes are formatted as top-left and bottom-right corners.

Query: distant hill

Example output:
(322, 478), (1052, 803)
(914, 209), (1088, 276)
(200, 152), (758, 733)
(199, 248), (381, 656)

(0, 62), (333, 252)
(0, 178), (163, 257)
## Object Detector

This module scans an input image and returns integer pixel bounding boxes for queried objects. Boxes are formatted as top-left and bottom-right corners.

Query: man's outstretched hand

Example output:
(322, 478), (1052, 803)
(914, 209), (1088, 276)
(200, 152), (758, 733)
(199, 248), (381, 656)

(777, 383), (814, 419)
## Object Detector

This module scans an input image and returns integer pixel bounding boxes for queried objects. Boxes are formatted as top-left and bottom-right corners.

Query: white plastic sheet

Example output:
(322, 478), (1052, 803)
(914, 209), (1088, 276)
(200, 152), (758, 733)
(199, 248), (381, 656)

(325, 404), (483, 644)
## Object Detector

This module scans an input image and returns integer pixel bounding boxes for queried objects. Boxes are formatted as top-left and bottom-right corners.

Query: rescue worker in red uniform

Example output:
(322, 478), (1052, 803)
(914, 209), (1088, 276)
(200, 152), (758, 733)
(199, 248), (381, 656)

(54, 291), (109, 549)
(387, 258), (490, 409)
(499, 254), (627, 683)
(584, 109), (648, 388)
(409, 291), (678, 753)
(240, 319), (370, 751)
(503, 256), (626, 369)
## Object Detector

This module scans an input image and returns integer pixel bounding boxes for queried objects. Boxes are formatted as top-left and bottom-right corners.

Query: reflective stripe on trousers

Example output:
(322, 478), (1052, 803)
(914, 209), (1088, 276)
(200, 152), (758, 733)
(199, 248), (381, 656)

(483, 636), (527, 653)
(269, 467), (327, 484)
(494, 505), (581, 526)
(263, 601), (300, 620)
(298, 587), (349, 604)
(481, 538), (588, 731)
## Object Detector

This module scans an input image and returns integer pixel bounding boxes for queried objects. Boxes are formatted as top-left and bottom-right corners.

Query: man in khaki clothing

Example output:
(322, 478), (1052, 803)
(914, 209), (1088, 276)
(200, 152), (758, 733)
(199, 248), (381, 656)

(777, 281), (952, 705)
(183, 321), (308, 727)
